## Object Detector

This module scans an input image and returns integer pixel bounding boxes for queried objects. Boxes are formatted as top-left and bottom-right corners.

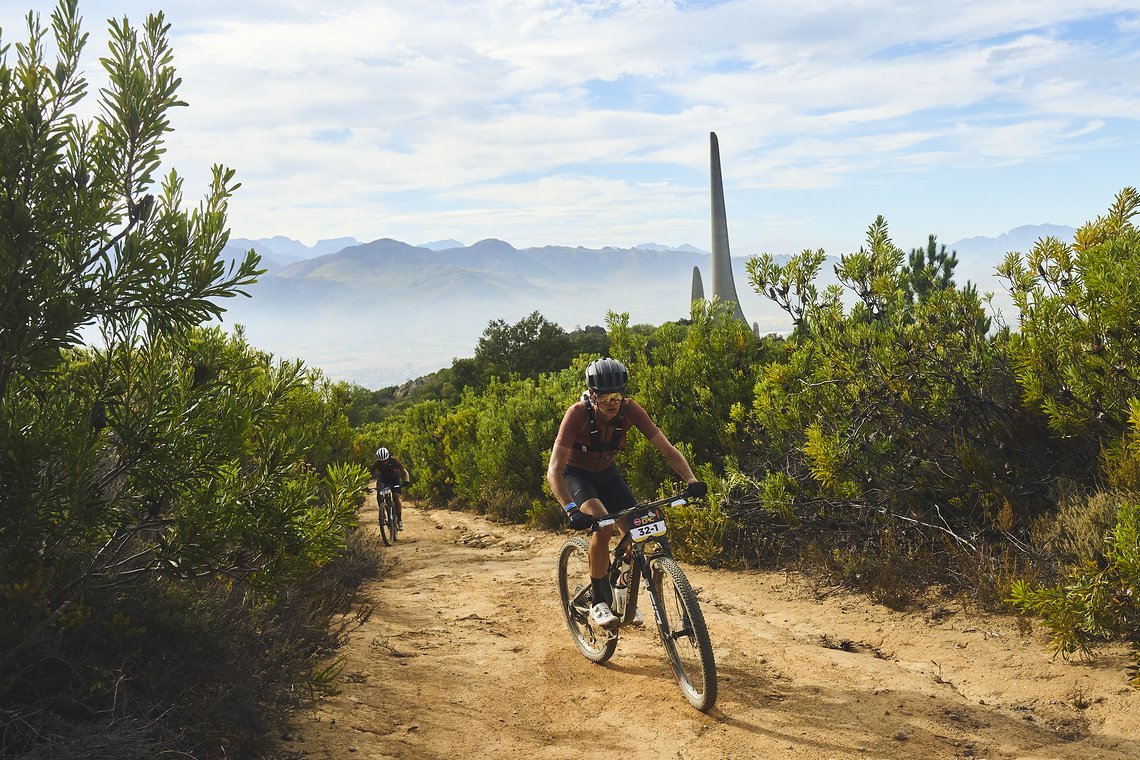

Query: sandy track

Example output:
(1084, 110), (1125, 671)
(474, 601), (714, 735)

(285, 501), (1140, 759)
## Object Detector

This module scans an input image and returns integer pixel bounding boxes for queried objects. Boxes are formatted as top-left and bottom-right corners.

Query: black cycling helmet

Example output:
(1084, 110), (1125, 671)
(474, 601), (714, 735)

(585, 357), (628, 393)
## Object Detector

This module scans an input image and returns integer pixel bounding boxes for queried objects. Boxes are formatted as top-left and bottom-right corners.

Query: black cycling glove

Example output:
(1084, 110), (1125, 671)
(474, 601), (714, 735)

(685, 480), (708, 498)
(563, 501), (594, 530)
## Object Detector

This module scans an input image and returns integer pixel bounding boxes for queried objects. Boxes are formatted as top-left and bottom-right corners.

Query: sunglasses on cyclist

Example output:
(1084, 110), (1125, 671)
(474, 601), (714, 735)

(594, 392), (624, 406)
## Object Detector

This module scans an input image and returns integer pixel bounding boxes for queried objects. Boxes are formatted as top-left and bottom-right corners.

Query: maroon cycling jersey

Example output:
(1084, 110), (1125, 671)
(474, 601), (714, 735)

(370, 455), (406, 486)
(554, 398), (661, 472)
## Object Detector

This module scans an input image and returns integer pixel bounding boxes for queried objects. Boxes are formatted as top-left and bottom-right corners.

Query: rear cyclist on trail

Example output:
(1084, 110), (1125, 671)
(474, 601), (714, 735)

(370, 447), (410, 529)
(546, 357), (706, 628)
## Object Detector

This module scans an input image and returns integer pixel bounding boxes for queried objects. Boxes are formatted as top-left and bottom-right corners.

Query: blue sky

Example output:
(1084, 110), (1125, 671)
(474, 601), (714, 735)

(4, 0), (1139, 257)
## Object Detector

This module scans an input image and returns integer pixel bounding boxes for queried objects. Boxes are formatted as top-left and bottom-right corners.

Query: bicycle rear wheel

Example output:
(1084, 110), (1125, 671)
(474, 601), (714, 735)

(378, 493), (395, 546)
(648, 557), (717, 711)
(558, 538), (617, 664)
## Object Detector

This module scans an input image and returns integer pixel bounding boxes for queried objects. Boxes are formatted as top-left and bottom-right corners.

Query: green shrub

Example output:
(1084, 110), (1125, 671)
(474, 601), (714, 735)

(998, 187), (1140, 440)
(0, 3), (386, 753)
(667, 497), (729, 565)
(1010, 501), (1140, 660)
(1102, 398), (1140, 491)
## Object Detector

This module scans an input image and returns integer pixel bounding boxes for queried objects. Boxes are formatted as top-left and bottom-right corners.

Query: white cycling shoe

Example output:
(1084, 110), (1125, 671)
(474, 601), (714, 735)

(630, 605), (644, 626)
(589, 602), (619, 628)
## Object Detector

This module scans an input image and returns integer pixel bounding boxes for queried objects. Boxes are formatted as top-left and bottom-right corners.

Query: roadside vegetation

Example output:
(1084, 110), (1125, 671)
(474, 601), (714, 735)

(3, 1), (1138, 757)
(354, 197), (1140, 686)
(1, 3), (378, 756)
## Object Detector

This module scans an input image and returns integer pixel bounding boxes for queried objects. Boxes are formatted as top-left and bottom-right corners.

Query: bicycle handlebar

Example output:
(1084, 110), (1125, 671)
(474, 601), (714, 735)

(591, 492), (688, 531)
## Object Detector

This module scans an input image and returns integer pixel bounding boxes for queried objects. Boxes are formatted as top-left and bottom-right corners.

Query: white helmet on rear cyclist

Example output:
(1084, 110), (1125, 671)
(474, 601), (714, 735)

(375, 447), (390, 461)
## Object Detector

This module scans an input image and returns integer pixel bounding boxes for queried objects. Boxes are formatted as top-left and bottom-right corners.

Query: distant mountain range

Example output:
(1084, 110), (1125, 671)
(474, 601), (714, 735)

(215, 224), (1076, 389)
(229, 236), (360, 268)
(943, 224), (1076, 284)
(229, 236), (714, 268)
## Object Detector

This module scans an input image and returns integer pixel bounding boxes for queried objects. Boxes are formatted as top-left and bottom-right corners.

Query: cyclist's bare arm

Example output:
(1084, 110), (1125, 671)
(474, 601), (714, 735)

(546, 443), (575, 507)
(647, 431), (698, 484)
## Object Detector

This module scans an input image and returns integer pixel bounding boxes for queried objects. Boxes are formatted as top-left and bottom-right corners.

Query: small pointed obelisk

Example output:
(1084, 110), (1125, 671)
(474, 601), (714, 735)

(709, 132), (747, 323)
(691, 266), (705, 302)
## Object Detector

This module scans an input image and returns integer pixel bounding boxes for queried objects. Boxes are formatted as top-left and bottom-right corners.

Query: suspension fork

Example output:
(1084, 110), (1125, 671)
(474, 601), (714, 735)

(632, 539), (673, 629)
(632, 549), (669, 628)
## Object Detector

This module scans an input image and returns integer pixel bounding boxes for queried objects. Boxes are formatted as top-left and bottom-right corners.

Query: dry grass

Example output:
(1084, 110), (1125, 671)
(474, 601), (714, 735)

(0, 528), (388, 759)
(1028, 489), (1125, 567)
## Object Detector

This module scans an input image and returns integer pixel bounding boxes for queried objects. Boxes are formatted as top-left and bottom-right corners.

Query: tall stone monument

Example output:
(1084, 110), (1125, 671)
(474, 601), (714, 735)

(708, 131), (748, 323)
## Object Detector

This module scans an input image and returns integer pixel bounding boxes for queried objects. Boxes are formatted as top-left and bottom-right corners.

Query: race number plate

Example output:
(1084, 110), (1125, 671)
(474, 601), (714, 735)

(630, 506), (667, 542)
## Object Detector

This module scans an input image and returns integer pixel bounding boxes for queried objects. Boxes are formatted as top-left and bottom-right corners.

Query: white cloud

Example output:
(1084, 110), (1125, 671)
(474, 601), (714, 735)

(3, 0), (1139, 250)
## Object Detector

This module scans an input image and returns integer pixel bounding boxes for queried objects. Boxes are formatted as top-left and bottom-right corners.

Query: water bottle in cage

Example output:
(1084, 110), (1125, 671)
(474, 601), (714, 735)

(612, 560), (633, 614)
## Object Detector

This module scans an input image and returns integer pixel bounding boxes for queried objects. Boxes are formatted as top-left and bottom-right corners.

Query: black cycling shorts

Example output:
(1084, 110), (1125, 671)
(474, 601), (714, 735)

(562, 464), (636, 514)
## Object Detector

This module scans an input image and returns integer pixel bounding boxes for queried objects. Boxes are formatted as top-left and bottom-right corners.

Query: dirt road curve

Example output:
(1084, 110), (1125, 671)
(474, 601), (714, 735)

(285, 501), (1139, 759)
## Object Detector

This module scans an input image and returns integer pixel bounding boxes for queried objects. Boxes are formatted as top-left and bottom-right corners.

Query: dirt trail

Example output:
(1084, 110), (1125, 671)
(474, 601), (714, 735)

(285, 500), (1140, 759)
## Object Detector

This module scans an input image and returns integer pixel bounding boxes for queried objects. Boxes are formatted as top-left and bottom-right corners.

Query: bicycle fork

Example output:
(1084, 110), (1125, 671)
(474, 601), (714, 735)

(629, 553), (694, 641)
(629, 555), (666, 630)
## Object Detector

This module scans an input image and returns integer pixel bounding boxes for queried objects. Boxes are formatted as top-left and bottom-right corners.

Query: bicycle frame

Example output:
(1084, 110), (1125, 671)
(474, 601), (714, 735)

(368, 485), (400, 545)
(591, 492), (687, 628)
(559, 489), (717, 710)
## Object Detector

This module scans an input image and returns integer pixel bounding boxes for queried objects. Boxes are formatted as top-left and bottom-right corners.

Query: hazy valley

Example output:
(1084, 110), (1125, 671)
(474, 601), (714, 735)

(216, 224), (1074, 389)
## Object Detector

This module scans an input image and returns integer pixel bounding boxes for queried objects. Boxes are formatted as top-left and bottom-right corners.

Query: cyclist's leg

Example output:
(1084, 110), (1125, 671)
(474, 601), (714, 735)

(580, 496), (611, 587)
(583, 511), (617, 626)
(591, 469), (638, 619)
(563, 467), (614, 622)
(592, 467), (637, 536)
(393, 491), (403, 522)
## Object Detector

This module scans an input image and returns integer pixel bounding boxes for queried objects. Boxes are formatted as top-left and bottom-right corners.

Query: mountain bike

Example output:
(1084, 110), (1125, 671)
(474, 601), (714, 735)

(557, 492), (717, 712)
(368, 484), (400, 545)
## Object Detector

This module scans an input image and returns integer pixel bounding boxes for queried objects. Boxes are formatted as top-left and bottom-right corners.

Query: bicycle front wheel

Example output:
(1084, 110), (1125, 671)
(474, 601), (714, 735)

(648, 557), (717, 711)
(378, 493), (395, 546)
(558, 538), (617, 664)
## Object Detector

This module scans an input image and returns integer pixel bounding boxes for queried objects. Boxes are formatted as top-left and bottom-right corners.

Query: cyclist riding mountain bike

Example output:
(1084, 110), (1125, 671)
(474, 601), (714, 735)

(546, 357), (706, 629)
(370, 447), (410, 529)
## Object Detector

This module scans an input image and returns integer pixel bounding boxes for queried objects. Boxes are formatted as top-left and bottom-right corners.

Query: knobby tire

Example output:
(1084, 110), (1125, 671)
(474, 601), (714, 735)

(378, 492), (396, 546)
(558, 538), (617, 664)
(648, 556), (717, 711)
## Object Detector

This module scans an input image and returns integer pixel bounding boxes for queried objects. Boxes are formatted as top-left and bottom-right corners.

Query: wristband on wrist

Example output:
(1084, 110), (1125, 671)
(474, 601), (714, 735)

(563, 501), (577, 513)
